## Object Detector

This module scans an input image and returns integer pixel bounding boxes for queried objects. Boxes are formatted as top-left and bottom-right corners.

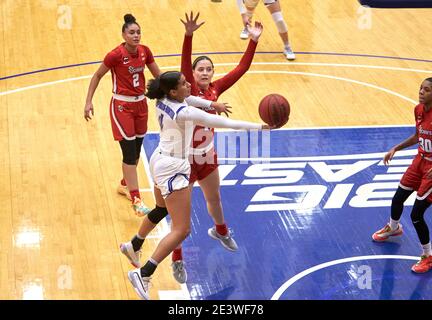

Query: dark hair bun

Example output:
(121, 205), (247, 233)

(124, 14), (136, 24)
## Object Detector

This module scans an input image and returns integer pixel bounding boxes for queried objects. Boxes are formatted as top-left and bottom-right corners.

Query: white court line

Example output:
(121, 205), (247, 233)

(144, 124), (415, 135)
(271, 255), (419, 300)
(244, 70), (417, 104)
(219, 148), (417, 162)
(0, 62), (427, 102)
(0, 75), (92, 96)
(159, 62), (432, 74)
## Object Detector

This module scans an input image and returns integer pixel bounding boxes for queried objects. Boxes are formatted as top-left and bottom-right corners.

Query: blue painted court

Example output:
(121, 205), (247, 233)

(143, 126), (432, 300)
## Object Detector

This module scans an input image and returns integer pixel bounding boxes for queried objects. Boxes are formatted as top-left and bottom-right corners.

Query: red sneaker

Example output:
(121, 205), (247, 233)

(411, 255), (432, 273)
(372, 223), (403, 242)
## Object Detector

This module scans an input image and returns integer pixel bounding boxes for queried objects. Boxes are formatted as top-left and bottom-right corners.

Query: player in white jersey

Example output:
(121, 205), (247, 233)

(236, 0), (295, 60)
(126, 71), (271, 300)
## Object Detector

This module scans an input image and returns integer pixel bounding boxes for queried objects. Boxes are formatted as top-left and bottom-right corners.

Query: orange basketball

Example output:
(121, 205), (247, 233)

(258, 94), (290, 128)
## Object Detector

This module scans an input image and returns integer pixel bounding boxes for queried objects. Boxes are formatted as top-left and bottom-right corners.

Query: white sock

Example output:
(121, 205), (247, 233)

(422, 243), (432, 256)
(149, 257), (159, 266)
(389, 218), (400, 231)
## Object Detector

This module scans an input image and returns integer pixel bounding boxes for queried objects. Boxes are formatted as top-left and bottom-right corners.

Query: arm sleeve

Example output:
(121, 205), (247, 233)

(212, 39), (258, 95)
(177, 106), (261, 130)
(185, 95), (212, 109)
(181, 35), (197, 90)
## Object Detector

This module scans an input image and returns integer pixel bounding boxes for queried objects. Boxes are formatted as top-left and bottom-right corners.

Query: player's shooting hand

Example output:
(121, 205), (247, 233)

(262, 124), (276, 130)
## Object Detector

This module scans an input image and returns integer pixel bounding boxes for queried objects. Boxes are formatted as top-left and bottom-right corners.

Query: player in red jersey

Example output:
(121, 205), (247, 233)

(372, 77), (432, 273)
(236, 0), (295, 60)
(84, 14), (160, 216)
(169, 12), (263, 280)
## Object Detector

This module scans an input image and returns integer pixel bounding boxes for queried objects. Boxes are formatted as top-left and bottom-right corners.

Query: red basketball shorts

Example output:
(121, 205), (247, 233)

(189, 151), (219, 184)
(110, 97), (148, 141)
(400, 154), (432, 201)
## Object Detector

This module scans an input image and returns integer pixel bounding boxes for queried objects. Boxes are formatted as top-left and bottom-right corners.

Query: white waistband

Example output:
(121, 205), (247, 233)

(190, 142), (214, 155)
(113, 93), (145, 102)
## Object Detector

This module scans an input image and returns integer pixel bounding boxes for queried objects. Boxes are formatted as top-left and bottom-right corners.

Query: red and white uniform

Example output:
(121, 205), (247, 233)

(400, 104), (432, 201)
(103, 43), (155, 141)
(181, 34), (258, 183)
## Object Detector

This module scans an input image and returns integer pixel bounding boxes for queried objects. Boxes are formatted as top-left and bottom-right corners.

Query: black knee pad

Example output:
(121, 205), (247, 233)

(147, 206), (169, 224)
(119, 139), (137, 165)
(135, 137), (144, 162)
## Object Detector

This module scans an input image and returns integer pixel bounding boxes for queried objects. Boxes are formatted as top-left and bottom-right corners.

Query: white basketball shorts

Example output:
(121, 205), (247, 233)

(149, 149), (191, 198)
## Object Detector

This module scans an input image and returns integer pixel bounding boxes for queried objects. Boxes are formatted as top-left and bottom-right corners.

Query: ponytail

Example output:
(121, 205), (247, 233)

(145, 78), (165, 100)
(145, 71), (182, 100)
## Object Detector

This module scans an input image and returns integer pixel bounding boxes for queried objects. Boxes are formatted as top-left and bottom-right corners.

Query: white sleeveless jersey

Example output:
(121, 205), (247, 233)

(156, 97), (193, 158)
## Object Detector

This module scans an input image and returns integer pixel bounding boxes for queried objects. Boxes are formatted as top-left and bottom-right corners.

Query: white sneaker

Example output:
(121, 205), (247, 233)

(240, 27), (249, 40)
(208, 227), (238, 251)
(117, 184), (132, 200)
(284, 47), (296, 60)
(171, 260), (187, 284)
(127, 269), (150, 300)
(120, 242), (142, 268)
(132, 197), (151, 217)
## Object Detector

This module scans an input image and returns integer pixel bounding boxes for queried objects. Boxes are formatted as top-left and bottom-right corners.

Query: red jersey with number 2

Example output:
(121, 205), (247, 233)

(103, 43), (155, 96)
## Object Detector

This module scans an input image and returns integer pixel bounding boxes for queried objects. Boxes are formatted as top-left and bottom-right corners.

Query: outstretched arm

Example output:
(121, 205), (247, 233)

(178, 106), (271, 130)
(213, 21), (263, 95)
(180, 12), (205, 85)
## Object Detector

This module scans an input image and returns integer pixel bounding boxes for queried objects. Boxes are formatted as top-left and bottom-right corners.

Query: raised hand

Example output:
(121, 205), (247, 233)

(248, 21), (263, 42)
(180, 11), (205, 36)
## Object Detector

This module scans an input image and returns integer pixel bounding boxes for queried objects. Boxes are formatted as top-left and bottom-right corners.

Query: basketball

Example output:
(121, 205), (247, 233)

(258, 93), (290, 128)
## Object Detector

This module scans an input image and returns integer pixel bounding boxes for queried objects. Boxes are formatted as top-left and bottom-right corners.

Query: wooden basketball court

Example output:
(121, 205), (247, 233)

(1, 1), (431, 299)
